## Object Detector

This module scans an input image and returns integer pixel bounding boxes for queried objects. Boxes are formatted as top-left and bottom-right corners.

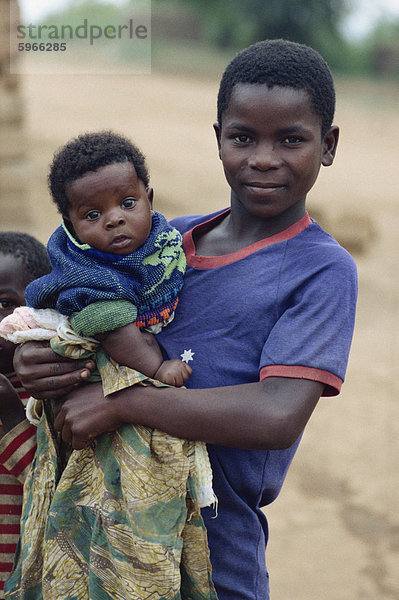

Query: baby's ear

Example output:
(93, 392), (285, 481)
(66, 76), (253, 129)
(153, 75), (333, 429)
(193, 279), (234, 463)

(322, 126), (339, 167)
(147, 186), (154, 208)
(62, 216), (73, 232)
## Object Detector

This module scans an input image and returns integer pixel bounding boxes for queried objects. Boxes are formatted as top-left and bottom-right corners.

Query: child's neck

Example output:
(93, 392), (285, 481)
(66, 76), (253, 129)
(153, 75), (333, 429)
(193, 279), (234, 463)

(195, 199), (307, 257)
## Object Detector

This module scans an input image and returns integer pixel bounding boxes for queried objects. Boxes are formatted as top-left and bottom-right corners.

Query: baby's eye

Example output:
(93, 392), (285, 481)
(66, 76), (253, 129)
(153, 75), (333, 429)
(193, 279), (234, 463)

(122, 197), (136, 209)
(86, 210), (101, 220)
(233, 134), (252, 144)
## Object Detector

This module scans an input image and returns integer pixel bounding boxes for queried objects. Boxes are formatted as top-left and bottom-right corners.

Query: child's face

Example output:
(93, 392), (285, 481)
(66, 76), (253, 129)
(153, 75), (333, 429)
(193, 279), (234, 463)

(215, 84), (338, 221)
(66, 162), (153, 255)
(0, 254), (26, 374)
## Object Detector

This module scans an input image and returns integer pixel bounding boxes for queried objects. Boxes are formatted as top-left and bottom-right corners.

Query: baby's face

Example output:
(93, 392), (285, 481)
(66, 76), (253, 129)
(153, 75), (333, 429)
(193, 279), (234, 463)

(66, 161), (153, 255)
(0, 253), (26, 374)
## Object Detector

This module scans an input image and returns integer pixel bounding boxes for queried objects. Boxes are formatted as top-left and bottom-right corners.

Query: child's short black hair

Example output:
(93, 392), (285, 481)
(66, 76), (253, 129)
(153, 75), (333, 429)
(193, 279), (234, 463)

(0, 232), (51, 286)
(217, 39), (335, 137)
(48, 130), (150, 216)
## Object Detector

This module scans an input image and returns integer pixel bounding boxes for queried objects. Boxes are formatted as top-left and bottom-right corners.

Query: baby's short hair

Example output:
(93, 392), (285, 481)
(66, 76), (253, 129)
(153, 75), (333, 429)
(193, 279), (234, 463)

(48, 130), (150, 216)
(217, 39), (335, 136)
(0, 232), (51, 286)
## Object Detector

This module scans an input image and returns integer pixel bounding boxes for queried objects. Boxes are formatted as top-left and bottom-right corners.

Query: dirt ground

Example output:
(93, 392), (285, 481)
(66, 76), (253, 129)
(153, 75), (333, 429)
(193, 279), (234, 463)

(5, 58), (399, 599)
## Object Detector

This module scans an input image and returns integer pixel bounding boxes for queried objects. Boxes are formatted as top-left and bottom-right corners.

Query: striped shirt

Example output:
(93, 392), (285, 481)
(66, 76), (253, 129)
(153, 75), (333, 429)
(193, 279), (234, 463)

(0, 374), (37, 597)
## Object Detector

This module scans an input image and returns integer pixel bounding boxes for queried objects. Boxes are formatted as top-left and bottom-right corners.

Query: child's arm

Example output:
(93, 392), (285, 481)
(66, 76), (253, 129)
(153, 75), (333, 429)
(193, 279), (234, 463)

(97, 323), (192, 387)
(52, 376), (323, 451)
(12, 342), (322, 450)
(0, 373), (26, 433)
(96, 324), (163, 375)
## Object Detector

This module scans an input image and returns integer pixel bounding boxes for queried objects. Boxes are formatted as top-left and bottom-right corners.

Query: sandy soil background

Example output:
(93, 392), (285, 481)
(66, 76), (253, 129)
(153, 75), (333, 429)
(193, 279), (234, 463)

(4, 59), (399, 599)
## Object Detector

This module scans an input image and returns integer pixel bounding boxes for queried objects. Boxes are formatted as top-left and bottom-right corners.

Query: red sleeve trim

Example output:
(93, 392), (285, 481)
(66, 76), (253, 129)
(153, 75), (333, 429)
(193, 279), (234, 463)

(259, 365), (343, 397)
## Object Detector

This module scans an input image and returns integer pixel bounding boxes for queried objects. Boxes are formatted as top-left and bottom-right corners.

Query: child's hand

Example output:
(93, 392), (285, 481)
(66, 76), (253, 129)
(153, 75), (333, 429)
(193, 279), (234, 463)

(13, 341), (96, 400)
(154, 359), (192, 387)
(53, 382), (125, 449)
(0, 373), (26, 432)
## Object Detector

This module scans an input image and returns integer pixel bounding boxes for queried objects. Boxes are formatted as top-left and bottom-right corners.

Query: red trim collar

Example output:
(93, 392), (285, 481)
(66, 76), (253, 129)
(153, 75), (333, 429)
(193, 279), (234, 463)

(183, 211), (312, 269)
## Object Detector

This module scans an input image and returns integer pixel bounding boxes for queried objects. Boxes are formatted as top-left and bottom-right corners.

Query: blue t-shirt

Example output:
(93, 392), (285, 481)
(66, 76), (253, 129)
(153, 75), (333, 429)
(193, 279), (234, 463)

(157, 209), (357, 600)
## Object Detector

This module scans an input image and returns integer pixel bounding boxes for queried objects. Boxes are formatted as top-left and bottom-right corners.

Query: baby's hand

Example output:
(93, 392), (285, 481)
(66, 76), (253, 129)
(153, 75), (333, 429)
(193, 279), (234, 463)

(0, 373), (26, 432)
(154, 359), (192, 387)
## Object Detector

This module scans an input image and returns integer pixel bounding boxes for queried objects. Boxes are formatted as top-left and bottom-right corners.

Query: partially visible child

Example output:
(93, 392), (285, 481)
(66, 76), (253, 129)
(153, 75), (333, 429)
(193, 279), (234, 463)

(0, 232), (51, 598)
(1, 133), (217, 600)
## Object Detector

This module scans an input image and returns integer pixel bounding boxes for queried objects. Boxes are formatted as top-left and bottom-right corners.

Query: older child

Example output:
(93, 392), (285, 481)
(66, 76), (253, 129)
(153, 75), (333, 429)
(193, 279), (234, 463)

(0, 232), (51, 598)
(1, 133), (216, 600)
(11, 39), (358, 600)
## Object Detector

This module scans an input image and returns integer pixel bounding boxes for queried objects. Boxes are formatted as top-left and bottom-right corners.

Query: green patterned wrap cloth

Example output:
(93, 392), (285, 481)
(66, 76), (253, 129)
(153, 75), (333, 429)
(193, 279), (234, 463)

(2, 310), (217, 600)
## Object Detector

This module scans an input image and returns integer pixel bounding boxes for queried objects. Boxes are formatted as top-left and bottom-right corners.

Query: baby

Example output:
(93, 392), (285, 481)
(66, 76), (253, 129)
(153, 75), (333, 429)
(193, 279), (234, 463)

(0, 132), (216, 600)
(25, 130), (191, 387)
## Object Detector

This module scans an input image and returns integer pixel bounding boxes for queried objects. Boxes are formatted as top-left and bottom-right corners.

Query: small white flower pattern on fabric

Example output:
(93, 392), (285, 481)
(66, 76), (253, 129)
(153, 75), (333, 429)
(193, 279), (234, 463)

(180, 349), (195, 363)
